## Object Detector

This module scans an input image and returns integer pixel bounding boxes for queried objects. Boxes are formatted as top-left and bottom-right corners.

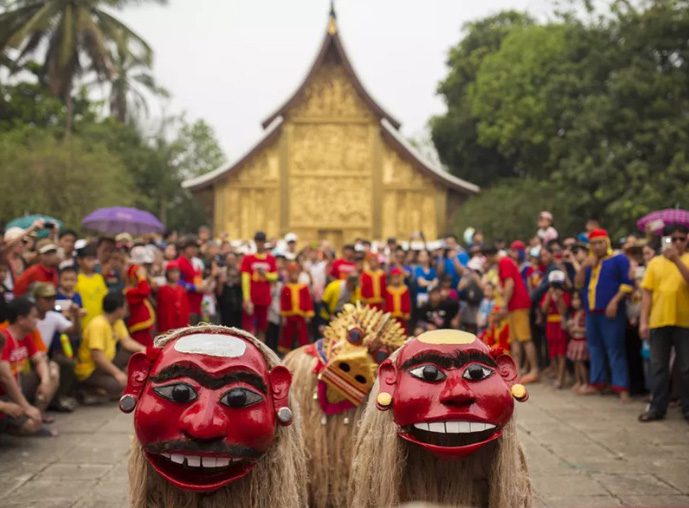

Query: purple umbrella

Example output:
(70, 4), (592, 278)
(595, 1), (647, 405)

(82, 207), (164, 235)
(636, 208), (689, 235)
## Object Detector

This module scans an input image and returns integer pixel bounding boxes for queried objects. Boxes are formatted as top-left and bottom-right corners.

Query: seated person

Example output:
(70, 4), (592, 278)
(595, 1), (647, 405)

(74, 292), (145, 403)
(414, 287), (460, 335)
(0, 297), (59, 436)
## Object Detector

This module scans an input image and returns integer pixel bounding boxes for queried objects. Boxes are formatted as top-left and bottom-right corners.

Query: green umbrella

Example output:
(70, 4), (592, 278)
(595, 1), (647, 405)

(6, 214), (64, 239)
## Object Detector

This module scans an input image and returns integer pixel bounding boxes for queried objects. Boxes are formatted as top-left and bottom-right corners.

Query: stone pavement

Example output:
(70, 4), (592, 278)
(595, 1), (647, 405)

(0, 384), (687, 507)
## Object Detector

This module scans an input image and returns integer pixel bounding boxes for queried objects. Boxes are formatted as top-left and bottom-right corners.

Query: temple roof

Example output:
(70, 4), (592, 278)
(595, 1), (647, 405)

(183, 7), (479, 195)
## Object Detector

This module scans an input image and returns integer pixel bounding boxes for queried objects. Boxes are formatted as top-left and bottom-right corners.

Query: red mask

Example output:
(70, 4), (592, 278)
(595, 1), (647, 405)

(376, 330), (518, 459)
(121, 330), (292, 492)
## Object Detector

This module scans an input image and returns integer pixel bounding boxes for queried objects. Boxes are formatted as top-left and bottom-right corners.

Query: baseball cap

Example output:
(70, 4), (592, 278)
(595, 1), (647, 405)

(33, 282), (57, 299)
(510, 240), (526, 251)
(285, 232), (298, 243)
(548, 270), (566, 284)
(4, 227), (27, 243)
(38, 243), (58, 254)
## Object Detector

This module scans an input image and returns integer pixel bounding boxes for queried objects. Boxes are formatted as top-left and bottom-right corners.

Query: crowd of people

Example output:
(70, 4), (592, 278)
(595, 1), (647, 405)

(0, 210), (687, 437)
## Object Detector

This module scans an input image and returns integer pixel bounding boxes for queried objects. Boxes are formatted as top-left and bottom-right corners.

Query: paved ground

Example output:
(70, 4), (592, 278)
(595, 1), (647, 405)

(0, 384), (687, 507)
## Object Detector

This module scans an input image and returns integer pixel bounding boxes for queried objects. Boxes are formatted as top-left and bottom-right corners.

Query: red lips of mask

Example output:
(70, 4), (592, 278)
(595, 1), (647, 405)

(376, 330), (518, 459)
(122, 331), (292, 492)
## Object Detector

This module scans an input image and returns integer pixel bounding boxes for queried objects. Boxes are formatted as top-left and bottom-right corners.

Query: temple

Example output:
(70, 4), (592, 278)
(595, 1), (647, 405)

(183, 7), (479, 246)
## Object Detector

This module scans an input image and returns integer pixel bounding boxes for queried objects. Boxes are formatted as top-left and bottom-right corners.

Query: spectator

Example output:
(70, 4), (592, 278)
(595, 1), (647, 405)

(321, 273), (361, 322)
(177, 236), (204, 325)
(124, 263), (155, 347)
(330, 244), (356, 280)
(56, 265), (84, 315)
(216, 261), (242, 329)
(240, 231), (278, 341)
(575, 228), (633, 402)
(638, 225), (689, 423)
(540, 271), (570, 389)
(414, 287), (460, 334)
(278, 262), (314, 354)
(0, 298), (59, 435)
(537, 211), (559, 245)
(384, 267), (411, 333)
(13, 242), (60, 297)
(75, 244), (108, 332)
(485, 246), (540, 384)
(74, 292), (145, 403)
(360, 252), (386, 310)
(96, 237), (123, 293)
(567, 291), (589, 393)
(285, 232), (298, 260)
(414, 249), (438, 306)
(57, 230), (78, 261)
(156, 261), (190, 333)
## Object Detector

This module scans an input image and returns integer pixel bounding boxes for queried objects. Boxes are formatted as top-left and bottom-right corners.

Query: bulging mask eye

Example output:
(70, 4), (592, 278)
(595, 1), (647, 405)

(347, 326), (364, 345)
(463, 364), (494, 381)
(153, 383), (198, 403)
(409, 365), (446, 382)
(220, 388), (264, 408)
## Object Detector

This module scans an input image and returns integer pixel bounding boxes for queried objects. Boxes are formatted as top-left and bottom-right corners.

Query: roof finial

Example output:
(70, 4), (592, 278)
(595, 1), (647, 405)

(328, 0), (337, 35)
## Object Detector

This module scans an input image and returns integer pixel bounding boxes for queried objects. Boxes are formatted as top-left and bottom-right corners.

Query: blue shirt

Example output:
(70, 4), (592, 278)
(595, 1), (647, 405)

(583, 254), (633, 312)
(414, 266), (437, 294)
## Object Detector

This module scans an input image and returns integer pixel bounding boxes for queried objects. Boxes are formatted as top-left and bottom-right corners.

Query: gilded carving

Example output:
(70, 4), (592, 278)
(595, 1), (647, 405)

(291, 124), (370, 176)
(288, 176), (372, 227)
(288, 63), (374, 121)
(235, 144), (279, 184)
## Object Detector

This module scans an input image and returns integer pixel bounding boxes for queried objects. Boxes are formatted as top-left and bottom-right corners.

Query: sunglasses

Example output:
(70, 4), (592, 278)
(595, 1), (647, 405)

(671, 236), (687, 243)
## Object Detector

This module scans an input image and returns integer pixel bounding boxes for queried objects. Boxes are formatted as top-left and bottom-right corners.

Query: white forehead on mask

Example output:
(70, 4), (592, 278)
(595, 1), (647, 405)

(174, 333), (247, 358)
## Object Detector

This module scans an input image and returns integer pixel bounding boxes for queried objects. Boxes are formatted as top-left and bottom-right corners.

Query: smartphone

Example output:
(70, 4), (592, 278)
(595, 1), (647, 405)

(662, 236), (672, 250)
(44, 222), (56, 230)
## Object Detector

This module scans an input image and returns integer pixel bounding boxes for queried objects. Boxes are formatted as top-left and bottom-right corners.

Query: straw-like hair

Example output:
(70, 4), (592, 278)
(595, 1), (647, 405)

(348, 375), (532, 507)
(283, 346), (364, 508)
(128, 325), (308, 508)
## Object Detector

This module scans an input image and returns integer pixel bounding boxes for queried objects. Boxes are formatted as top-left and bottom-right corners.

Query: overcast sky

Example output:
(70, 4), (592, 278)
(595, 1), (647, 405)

(119, 0), (552, 160)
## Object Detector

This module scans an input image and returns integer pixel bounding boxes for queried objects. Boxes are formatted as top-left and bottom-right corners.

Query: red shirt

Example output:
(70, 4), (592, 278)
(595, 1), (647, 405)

(0, 329), (40, 397)
(156, 284), (190, 332)
(330, 258), (356, 280)
(361, 270), (387, 305)
(177, 256), (203, 315)
(240, 253), (277, 306)
(498, 257), (531, 311)
(13, 263), (58, 297)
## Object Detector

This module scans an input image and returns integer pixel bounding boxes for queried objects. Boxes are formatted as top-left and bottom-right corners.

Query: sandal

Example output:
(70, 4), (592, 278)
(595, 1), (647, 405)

(638, 410), (664, 422)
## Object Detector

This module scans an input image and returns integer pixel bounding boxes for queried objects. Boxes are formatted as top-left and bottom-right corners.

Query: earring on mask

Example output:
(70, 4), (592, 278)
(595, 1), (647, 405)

(376, 392), (392, 410)
(511, 384), (529, 402)
(277, 407), (293, 426)
(119, 394), (138, 413)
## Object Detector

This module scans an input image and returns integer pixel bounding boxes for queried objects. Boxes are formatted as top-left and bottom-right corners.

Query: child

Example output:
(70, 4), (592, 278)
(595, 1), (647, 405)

(540, 270), (570, 389)
(360, 252), (386, 310)
(477, 282), (496, 335)
(75, 244), (108, 332)
(278, 263), (313, 354)
(384, 267), (411, 333)
(124, 264), (155, 347)
(156, 261), (190, 333)
(567, 291), (589, 393)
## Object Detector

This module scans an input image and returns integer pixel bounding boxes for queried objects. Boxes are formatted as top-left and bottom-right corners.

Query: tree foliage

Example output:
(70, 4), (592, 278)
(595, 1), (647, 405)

(435, 0), (689, 239)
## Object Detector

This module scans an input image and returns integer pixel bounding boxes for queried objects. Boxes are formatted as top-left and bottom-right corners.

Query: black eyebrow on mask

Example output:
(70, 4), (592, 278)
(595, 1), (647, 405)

(150, 364), (267, 394)
(401, 350), (497, 371)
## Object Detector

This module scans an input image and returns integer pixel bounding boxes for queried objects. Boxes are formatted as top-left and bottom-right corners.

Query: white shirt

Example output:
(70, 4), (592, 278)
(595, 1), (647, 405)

(36, 311), (73, 349)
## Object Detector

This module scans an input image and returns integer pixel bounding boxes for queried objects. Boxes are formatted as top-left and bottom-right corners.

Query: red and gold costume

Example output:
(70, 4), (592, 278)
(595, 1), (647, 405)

(240, 253), (278, 333)
(125, 265), (155, 347)
(384, 284), (411, 332)
(279, 283), (314, 353)
(360, 269), (386, 310)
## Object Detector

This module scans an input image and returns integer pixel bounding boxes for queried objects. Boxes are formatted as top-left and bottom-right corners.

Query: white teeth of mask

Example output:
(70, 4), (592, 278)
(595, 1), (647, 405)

(186, 456), (201, 467)
(170, 454), (184, 464)
(164, 454), (235, 468)
(413, 421), (497, 434)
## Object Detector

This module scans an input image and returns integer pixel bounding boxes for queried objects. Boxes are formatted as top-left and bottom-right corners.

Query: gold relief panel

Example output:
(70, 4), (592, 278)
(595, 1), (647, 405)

(235, 144), (280, 184)
(288, 63), (374, 121)
(288, 176), (372, 227)
(381, 145), (428, 187)
(290, 124), (371, 176)
(381, 190), (438, 240)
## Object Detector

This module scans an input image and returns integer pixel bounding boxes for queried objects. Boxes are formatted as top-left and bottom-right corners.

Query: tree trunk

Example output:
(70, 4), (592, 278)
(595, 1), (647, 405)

(65, 91), (73, 132)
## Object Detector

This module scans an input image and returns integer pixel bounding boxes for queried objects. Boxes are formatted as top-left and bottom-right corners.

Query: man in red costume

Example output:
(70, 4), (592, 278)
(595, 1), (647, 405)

(241, 231), (278, 342)
(278, 263), (314, 354)
(330, 244), (356, 280)
(156, 261), (190, 333)
(120, 325), (307, 507)
(384, 267), (411, 332)
(360, 252), (386, 310)
(125, 264), (156, 348)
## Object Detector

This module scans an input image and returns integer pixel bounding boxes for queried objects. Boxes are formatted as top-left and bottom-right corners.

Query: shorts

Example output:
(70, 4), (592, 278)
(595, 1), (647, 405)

(508, 309), (532, 343)
(242, 305), (269, 333)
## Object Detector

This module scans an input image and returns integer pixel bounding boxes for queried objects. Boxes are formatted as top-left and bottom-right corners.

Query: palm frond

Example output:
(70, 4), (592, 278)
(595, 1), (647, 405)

(78, 5), (113, 78)
(0, 3), (43, 49)
(91, 8), (152, 60)
(6, 2), (57, 49)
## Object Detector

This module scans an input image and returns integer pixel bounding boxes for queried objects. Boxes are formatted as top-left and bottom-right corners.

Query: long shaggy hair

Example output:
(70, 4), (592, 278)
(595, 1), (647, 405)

(128, 325), (308, 508)
(283, 345), (363, 508)
(348, 379), (532, 508)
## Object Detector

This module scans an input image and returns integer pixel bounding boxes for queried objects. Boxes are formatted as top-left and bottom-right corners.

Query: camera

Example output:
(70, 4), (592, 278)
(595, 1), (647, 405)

(662, 236), (672, 250)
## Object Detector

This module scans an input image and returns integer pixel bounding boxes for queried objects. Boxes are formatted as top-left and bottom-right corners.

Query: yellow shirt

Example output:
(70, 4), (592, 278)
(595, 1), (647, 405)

(76, 273), (108, 331)
(75, 315), (129, 381)
(641, 253), (689, 329)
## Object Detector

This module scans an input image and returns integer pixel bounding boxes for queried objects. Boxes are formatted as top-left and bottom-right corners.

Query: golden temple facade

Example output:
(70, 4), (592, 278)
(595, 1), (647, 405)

(184, 10), (478, 246)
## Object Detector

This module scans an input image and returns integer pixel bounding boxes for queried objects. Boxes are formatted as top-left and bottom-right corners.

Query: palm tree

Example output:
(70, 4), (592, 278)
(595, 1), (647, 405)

(109, 33), (168, 123)
(0, 0), (164, 129)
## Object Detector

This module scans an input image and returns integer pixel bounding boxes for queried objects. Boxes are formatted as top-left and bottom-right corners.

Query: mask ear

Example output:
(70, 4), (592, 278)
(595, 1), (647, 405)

(269, 365), (292, 411)
(375, 359), (397, 411)
(495, 354), (518, 386)
(119, 352), (150, 413)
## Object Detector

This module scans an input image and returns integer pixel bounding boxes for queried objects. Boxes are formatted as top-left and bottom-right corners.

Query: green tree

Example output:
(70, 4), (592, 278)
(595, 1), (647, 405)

(173, 119), (226, 179)
(0, 0), (163, 129)
(430, 11), (534, 186)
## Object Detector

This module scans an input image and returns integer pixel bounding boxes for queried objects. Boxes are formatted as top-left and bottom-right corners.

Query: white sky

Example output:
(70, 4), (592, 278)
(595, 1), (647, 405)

(119, 0), (553, 160)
